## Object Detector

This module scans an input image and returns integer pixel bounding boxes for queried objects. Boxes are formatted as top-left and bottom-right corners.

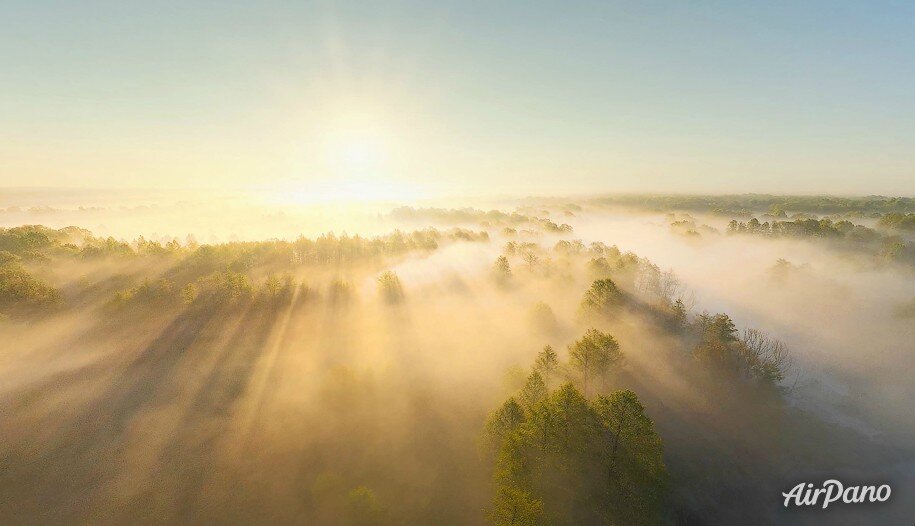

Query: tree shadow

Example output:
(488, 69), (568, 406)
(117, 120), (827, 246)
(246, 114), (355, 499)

(0, 301), (235, 524)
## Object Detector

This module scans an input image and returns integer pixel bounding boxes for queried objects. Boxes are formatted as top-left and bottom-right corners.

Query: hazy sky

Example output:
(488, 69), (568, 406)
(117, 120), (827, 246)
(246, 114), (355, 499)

(2, 1), (914, 198)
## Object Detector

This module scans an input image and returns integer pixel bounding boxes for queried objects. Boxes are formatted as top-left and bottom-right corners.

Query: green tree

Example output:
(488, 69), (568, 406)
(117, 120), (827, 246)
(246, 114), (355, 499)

(693, 313), (739, 373)
(593, 391), (667, 525)
(486, 384), (666, 526)
(484, 397), (526, 455)
(519, 371), (548, 412)
(586, 257), (613, 280)
(579, 279), (624, 318)
(0, 259), (62, 316)
(568, 329), (622, 396)
(534, 346), (559, 387)
(489, 486), (545, 526)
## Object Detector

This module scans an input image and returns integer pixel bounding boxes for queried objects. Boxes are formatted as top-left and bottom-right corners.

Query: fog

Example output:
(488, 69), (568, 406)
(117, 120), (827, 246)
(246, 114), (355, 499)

(570, 211), (915, 432)
(1, 190), (913, 525)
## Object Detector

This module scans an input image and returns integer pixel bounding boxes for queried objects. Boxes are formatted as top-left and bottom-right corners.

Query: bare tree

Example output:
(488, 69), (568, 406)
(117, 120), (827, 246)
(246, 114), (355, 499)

(740, 328), (792, 386)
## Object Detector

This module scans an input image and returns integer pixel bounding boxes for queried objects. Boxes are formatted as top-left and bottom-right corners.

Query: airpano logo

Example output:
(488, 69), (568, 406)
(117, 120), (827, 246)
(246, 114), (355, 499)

(782, 480), (891, 509)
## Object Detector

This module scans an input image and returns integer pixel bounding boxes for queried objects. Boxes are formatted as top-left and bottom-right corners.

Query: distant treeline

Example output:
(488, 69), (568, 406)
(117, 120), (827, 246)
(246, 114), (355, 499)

(390, 206), (573, 234)
(877, 212), (915, 231)
(725, 217), (914, 267)
(0, 224), (489, 319)
(590, 194), (915, 217)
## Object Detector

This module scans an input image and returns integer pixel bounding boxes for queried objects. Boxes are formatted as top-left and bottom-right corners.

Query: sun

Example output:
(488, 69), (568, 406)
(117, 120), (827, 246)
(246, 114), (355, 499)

(320, 108), (393, 178)
(276, 100), (430, 203)
(333, 133), (386, 173)
(274, 117), (419, 203)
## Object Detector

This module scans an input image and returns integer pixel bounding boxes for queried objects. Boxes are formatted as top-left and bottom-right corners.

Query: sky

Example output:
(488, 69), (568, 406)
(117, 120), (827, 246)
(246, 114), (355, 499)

(1, 0), (914, 198)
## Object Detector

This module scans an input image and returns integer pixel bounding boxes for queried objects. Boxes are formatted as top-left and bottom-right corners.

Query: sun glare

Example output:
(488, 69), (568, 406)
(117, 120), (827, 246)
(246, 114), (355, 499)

(321, 108), (394, 177)
(335, 134), (386, 172)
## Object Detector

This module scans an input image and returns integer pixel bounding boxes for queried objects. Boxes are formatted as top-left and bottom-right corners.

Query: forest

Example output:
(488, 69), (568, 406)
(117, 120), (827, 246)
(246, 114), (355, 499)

(1, 193), (913, 525)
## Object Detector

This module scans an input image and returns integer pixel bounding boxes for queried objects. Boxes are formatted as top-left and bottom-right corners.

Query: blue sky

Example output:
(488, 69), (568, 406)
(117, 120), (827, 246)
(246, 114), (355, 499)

(2, 1), (913, 196)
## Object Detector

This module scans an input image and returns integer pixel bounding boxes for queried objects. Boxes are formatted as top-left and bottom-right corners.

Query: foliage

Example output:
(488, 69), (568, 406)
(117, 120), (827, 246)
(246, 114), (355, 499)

(487, 383), (666, 525)
(534, 346), (559, 388)
(591, 194), (915, 216)
(488, 486), (544, 526)
(877, 212), (915, 231)
(527, 302), (558, 334)
(483, 398), (527, 457)
(111, 278), (176, 306)
(579, 278), (624, 317)
(257, 274), (295, 305)
(0, 255), (61, 316)
(568, 329), (622, 396)
(727, 217), (914, 267)
(390, 206), (570, 234)
(692, 313), (792, 389)
(377, 271), (405, 304)
(519, 372), (548, 412)
(493, 256), (513, 287)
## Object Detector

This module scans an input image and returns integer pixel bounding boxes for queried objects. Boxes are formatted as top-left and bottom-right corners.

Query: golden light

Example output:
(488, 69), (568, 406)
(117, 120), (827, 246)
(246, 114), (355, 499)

(331, 133), (387, 174)
(319, 106), (393, 176)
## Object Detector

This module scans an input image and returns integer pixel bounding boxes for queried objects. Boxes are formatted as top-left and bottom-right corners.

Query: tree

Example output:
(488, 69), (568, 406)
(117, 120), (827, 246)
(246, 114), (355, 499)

(592, 390), (666, 525)
(181, 283), (199, 305)
(770, 258), (794, 282)
(579, 279), (624, 318)
(534, 346), (559, 387)
(671, 298), (687, 328)
(521, 249), (539, 272)
(527, 302), (558, 334)
(658, 270), (682, 304)
(486, 384), (666, 525)
(693, 313), (794, 388)
(635, 262), (661, 299)
(568, 329), (622, 396)
(489, 486), (544, 526)
(207, 271), (252, 303)
(263, 274), (281, 299)
(548, 383), (600, 452)
(484, 397), (526, 455)
(586, 257), (612, 280)
(493, 256), (513, 287)
(376, 270), (405, 304)
(740, 328), (792, 387)
(328, 279), (353, 307)
(692, 313), (741, 376)
(0, 259), (62, 316)
(769, 204), (787, 218)
(519, 371), (548, 412)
